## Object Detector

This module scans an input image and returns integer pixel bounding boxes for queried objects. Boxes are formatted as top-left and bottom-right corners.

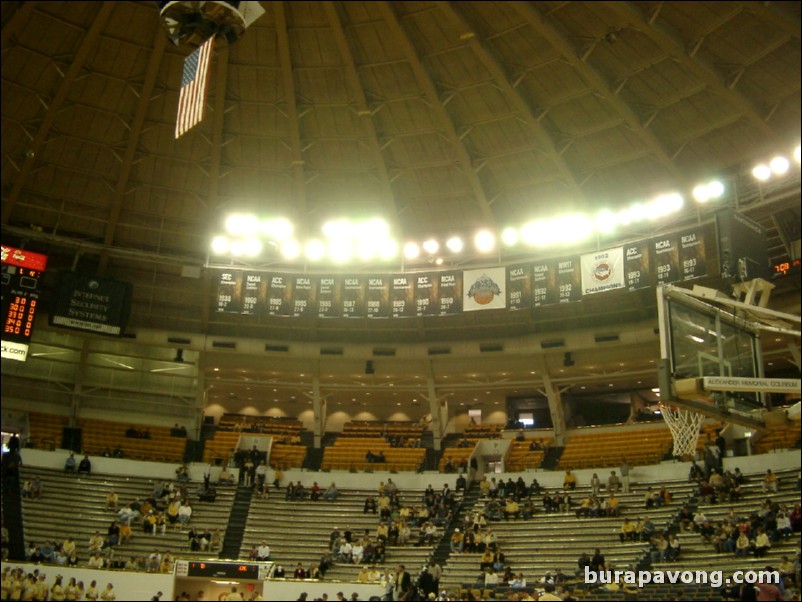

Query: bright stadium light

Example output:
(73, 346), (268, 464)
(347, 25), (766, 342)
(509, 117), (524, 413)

(446, 236), (464, 253)
(794, 145), (801, 164)
(305, 239), (326, 261)
(225, 213), (259, 236)
(474, 230), (495, 253)
(211, 236), (230, 255)
(404, 242), (421, 260)
(769, 155), (790, 175)
(422, 239), (439, 254)
(752, 164), (771, 181)
(501, 227), (519, 247)
(280, 239), (301, 260)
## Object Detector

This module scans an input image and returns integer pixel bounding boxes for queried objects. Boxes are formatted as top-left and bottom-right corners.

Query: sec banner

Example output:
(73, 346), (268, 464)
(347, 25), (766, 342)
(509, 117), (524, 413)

(580, 247), (625, 295)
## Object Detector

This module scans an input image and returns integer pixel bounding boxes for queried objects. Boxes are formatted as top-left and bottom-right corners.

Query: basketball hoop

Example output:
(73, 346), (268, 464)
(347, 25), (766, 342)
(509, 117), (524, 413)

(660, 403), (706, 458)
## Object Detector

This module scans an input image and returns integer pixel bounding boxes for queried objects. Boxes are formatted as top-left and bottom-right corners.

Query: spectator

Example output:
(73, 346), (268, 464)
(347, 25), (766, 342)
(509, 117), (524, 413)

(106, 489), (119, 511)
(256, 541), (270, 561)
(620, 459), (631, 493)
(64, 453), (77, 473)
(762, 470), (778, 494)
(177, 501), (192, 526)
(324, 482), (338, 502)
(607, 471), (620, 494)
(563, 470), (577, 491)
(78, 455), (92, 475)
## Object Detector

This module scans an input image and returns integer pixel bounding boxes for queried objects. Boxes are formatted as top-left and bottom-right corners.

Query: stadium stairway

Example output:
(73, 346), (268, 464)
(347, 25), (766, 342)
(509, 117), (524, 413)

(303, 447), (323, 471)
(219, 484), (254, 560)
(431, 480), (481, 567)
(539, 445), (564, 470)
(1, 467), (26, 561)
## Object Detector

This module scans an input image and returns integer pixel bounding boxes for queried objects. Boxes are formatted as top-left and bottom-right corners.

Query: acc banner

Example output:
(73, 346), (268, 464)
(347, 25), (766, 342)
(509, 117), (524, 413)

(580, 247), (625, 296)
(463, 267), (506, 312)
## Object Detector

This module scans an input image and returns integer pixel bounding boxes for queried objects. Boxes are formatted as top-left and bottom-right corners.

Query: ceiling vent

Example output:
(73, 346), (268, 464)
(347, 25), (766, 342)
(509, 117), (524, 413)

(428, 347), (451, 356)
(320, 347), (343, 356)
(168, 336), (191, 345)
(541, 339), (565, 349)
(373, 348), (396, 357)
(265, 344), (289, 352)
(212, 341), (236, 349)
(480, 343), (503, 353)
(594, 334), (620, 343)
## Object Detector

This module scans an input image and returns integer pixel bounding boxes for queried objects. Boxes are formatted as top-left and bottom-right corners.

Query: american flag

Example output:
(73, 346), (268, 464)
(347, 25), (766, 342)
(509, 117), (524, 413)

(175, 36), (214, 139)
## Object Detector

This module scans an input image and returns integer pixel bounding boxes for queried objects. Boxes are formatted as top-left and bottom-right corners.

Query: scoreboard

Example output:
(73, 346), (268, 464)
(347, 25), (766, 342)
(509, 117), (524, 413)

(175, 560), (270, 580)
(1, 245), (47, 362)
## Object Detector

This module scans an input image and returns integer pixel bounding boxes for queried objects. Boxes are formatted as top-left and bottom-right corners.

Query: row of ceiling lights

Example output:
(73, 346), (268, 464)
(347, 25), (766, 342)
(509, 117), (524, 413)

(205, 143), (802, 265)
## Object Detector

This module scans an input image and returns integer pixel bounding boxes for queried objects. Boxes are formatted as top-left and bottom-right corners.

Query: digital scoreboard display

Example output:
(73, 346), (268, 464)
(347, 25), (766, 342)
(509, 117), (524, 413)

(1, 245), (48, 362)
(186, 561), (263, 579)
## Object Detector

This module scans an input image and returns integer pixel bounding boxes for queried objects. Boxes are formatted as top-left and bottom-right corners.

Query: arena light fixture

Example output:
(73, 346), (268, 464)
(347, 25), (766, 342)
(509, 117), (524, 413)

(752, 164), (771, 181)
(769, 155), (790, 175)
(446, 236), (464, 253)
(225, 213), (259, 236)
(211, 235), (230, 255)
(474, 229), (496, 253)
(794, 145), (801, 164)
(422, 239), (439, 254)
(403, 242), (421, 260)
(501, 227), (519, 247)
(280, 239), (301, 260)
(305, 239), (326, 261)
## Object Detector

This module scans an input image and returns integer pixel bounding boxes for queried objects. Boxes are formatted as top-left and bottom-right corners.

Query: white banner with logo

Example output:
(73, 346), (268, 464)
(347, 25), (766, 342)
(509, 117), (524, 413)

(463, 267), (506, 311)
(581, 247), (626, 295)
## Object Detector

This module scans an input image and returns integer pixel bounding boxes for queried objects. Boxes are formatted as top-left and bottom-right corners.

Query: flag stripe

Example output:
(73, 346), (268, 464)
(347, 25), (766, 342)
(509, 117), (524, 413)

(175, 36), (214, 139)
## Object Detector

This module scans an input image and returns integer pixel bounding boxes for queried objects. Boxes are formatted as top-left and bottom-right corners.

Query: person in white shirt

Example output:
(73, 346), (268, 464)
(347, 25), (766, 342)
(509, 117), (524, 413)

(483, 568), (498, 587)
(177, 501), (193, 526)
(256, 541), (270, 561)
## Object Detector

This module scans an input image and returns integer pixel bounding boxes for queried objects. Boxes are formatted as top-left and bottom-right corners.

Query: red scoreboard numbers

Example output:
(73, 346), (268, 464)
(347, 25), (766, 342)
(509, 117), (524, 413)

(1, 245), (47, 362)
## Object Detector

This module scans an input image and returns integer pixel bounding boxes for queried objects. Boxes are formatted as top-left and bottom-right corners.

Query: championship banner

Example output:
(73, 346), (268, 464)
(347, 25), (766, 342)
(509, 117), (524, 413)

(625, 240), (652, 291)
(341, 275), (366, 318)
(216, 270), (243, 313)
(366, 275), (391, 318)
(507, 264), (532, 311)
(679, 226), (708, 281)
(267, 273), (294, 316)
(437, 271), (462, 316)
(242, 272), (268, 315)
(291, 275), (317, 317)
(555, 256), (582, 304)
(463, 267), (506, 312)
(317, 276), (341, 318)
(414, 272), (438, 317)
(652, 233), (681, 284)
(532, 258), (557, 307)
(391, 274), (416, 318)
(580, 247), (625, 296)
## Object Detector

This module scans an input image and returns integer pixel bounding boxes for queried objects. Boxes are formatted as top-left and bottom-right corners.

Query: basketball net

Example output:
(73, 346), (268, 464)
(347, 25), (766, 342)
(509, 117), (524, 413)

(660, 403), (706, 458)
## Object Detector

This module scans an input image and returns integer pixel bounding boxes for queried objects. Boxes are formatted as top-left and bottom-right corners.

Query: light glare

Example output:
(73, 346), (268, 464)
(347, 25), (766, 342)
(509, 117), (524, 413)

(474, 230), (495, 253)
(422, 239), (439, 254)
(752, 164), (771, 181)
(404, 242), (420, 260)
(501, 227), (518, 246)
(211, 236), (229, 255)
(769, 156), (790, 175)
(305, 240), (325, 261)
(446, 236), (463, 253)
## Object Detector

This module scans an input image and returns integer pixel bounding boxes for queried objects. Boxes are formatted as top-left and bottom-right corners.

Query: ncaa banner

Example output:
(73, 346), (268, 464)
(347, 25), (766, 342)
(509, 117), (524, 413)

(463, 267), (506, 312)
(581, 247), (625, 295)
